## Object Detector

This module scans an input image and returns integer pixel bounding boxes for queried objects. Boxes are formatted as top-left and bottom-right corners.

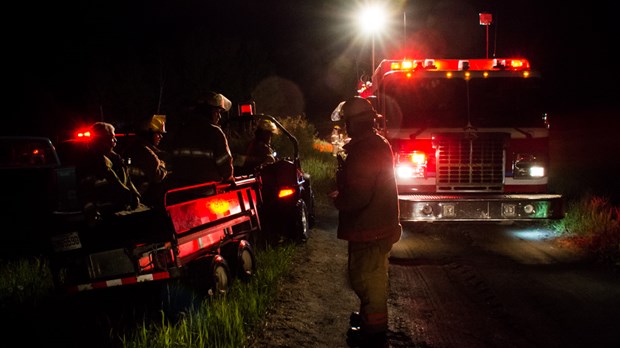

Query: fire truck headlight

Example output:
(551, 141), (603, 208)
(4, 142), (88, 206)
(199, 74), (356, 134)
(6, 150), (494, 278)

(396, 151), (427, 179)
(396, 164), (425, 179)
(513, 153), (545, 179)
(529, 166), (544, 177)
(396, 165), (414, 179)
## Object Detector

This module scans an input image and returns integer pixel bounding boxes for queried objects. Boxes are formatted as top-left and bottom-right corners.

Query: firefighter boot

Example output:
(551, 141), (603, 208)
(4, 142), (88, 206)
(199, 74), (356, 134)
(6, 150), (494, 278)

(350, 311), (362, 328)
(346, 327), (388, 348)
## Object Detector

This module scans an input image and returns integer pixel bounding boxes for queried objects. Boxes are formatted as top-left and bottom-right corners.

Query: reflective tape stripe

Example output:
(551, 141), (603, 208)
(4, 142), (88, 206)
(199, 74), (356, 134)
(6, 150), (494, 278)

(128, 166), (146, 177)
(215, 153), (232, 165)
(172, 148), (214, 158)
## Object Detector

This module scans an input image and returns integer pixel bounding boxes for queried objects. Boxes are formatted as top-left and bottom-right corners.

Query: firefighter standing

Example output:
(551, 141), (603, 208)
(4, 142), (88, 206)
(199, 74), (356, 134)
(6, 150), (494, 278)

(167, 91), (234, 186)
(124, 115), (169, 208)
(330, 97), (402, 348)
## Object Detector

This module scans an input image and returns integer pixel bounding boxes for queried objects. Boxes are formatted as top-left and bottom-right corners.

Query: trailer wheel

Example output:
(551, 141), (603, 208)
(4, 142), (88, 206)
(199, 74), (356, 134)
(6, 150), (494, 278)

(209, 255), (231, 296)
(291, 199), (309, 242)
(188, 254), (231, 296)
(222, 240), (256, 281)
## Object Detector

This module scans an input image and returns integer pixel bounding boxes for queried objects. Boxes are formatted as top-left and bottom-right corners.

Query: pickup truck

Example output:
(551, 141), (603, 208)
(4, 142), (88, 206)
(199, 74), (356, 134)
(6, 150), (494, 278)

(0, 136), (63, 258)
(46, 113), (315, 296)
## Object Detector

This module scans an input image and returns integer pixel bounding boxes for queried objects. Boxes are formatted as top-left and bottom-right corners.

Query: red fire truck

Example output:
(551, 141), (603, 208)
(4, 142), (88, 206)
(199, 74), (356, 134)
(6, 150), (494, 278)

(341, 57), (564, 222)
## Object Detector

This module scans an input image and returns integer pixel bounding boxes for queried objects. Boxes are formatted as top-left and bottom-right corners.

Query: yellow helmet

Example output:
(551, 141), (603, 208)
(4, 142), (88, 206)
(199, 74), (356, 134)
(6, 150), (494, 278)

(142, 115), (167, 133)
(257, 119), (278, 133)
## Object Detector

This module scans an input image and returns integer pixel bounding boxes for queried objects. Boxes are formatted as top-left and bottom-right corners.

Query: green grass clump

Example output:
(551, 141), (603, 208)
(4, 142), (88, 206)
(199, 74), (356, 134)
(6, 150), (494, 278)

(121, 244), (296, 348)
(0, 257), (53, 309)
(549, 193), (620, 266)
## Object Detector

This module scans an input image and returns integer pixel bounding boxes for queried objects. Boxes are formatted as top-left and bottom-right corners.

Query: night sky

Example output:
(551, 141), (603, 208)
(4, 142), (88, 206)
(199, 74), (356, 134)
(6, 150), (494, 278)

(4, 0), (617, 138)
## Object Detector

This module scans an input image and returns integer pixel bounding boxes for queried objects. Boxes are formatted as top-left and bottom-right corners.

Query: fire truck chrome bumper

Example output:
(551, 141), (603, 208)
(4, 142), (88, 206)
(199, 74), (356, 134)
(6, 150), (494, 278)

(398, 194), (564, 222)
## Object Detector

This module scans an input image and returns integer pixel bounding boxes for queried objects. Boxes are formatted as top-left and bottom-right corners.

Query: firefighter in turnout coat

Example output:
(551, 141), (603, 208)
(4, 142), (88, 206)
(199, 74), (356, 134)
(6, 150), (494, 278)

(124, 115), (169, 208)
(168, 92), (234, 187)
(330, 96), (402, 348)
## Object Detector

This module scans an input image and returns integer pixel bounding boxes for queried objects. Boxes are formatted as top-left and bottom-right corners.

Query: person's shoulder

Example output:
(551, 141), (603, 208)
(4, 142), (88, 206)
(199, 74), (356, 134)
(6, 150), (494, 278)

(209, 124), (227, 137)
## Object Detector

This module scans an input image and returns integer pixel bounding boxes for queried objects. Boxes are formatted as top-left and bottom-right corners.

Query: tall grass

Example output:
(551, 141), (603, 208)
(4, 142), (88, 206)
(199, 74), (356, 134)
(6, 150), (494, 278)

(549, 193), (620, 266)
(0, 257), (53, 309)
(121, 245), (295, 347)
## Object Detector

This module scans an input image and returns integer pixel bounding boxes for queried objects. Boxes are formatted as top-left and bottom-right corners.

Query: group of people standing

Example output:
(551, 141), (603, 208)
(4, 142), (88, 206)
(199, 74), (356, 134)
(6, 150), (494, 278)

(76, 91), (237, 221)
(76, 91), (281, 220)
(76, 92), (401, 348)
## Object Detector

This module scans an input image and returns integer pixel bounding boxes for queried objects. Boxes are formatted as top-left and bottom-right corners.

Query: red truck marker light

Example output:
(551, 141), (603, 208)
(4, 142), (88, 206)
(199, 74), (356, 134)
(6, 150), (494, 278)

(239, 102), (255, 116)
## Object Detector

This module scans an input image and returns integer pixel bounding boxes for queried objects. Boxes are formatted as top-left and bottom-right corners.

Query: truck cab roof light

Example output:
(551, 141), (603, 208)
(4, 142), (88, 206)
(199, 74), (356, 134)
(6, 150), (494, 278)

(493, 59), (506, 69)
(423, 59), (437, 69)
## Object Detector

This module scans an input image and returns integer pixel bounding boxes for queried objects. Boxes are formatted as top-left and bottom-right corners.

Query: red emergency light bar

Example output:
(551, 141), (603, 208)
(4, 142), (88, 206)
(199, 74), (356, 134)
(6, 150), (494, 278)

(387, 58), (530, 72)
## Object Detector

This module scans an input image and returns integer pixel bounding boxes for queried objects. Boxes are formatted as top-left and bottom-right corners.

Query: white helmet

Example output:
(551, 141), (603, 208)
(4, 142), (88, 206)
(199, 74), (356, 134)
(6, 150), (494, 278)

(202, 91), (232, 111)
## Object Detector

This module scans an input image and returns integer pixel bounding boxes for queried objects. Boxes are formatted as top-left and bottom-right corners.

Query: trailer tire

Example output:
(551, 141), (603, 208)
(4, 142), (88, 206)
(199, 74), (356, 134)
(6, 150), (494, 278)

(222, 239), (256, 281)
(209, 255), (231, 296)
(188, 254), (231, 296)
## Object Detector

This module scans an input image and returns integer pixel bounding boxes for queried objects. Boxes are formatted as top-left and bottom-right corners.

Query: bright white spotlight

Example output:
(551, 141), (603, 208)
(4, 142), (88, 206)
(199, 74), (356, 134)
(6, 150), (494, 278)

(358, 4), (387, 35)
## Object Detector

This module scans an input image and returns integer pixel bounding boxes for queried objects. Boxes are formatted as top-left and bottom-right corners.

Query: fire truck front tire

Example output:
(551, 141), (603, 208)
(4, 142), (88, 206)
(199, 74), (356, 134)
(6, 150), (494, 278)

(222, 239), (256, 281)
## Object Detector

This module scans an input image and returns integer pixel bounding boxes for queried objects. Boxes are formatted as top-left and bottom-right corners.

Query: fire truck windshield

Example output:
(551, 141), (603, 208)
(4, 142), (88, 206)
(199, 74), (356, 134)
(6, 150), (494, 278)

(380, 75), (546, 129)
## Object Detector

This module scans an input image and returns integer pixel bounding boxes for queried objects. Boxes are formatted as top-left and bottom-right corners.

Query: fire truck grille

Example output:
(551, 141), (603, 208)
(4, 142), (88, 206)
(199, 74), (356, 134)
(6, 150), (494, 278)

(435, 133), (506, 192)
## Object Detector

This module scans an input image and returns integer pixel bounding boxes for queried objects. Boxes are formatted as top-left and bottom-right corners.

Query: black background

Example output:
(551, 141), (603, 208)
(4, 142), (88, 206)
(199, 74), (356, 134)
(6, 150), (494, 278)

(4, 0), (617, 139)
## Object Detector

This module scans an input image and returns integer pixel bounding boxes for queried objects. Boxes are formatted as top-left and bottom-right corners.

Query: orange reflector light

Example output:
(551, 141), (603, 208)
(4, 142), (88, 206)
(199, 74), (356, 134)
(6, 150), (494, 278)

(511, 59), (524, 68)
(209, 199), (230, 214)
(278, 188), (295, 198)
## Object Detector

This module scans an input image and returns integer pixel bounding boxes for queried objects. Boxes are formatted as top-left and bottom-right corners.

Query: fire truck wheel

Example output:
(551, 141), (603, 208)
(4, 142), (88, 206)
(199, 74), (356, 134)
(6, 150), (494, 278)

(292, 199), (309, 242)
(222, 240), (256, 281)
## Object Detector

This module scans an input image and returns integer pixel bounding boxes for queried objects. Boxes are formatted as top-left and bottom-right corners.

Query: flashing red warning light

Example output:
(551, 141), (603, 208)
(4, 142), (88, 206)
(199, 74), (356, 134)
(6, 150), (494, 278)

(239, 102), (255, 116)
(77, 130), (92, 138)
(479, 13), (492, 25)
